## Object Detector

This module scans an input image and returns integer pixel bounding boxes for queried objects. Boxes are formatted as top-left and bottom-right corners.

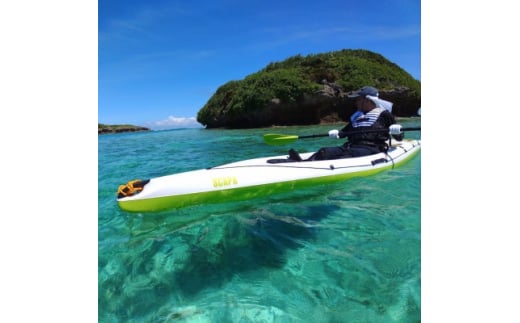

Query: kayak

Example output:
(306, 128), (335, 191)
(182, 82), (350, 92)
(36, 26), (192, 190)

(117, 139), (420, 212)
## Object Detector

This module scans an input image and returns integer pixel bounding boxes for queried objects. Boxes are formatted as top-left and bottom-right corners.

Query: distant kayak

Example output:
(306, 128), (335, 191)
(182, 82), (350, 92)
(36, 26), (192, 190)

(117, 139), (421, 212)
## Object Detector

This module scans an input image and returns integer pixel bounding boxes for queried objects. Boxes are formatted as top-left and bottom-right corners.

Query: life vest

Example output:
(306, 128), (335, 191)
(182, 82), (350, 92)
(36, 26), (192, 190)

(350, 107), (385, 128)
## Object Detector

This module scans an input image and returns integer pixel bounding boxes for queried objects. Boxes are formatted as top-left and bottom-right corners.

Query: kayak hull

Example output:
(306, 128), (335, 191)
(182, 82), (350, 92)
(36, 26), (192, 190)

(117, 140), (420, 212)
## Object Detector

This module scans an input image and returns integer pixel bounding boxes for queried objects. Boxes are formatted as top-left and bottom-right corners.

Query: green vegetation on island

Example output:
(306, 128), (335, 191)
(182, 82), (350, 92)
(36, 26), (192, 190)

(98, 123), (150, 134)
(197, 49), (420, 129)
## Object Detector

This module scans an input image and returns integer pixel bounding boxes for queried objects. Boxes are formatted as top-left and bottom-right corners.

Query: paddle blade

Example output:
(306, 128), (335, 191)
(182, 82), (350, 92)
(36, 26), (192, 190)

(263, 133), (299, 146)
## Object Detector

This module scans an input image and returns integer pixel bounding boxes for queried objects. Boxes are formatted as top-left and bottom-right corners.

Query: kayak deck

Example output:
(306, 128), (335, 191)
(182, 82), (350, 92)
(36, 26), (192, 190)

(117, 139), (420, 212)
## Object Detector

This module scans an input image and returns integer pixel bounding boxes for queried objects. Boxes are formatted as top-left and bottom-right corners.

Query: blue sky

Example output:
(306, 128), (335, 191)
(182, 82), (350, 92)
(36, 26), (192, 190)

(99, 0), (421, 129)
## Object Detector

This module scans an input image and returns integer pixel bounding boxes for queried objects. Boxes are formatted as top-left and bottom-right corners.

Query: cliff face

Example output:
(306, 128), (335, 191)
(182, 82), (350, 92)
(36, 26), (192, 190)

(205, 84), (420, 128)
(197, 49), (421, 129)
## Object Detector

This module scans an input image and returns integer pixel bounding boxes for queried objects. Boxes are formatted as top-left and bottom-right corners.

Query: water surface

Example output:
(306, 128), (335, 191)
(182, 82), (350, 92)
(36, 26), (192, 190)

(99, 121), (421, 322)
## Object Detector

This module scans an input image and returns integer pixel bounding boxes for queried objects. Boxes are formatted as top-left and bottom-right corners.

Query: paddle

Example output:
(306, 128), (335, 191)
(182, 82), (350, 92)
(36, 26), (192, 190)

(263, 127), (421, 146)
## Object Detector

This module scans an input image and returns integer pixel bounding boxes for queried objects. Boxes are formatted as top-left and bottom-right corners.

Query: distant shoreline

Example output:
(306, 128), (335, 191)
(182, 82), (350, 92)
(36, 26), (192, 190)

(98, 124), (150, 134)
(98, 116), (420, 133)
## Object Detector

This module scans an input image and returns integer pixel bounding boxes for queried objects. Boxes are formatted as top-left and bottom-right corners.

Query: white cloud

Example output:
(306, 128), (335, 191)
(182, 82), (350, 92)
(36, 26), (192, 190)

(147, 116), (203, 130)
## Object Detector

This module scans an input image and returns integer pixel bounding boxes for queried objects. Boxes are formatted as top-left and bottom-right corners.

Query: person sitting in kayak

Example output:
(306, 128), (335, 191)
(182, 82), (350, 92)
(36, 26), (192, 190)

(288, 85), (404, 161)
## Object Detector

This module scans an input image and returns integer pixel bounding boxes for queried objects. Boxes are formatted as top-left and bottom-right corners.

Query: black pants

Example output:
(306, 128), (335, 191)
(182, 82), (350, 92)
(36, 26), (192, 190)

(307, 144), (381, 161)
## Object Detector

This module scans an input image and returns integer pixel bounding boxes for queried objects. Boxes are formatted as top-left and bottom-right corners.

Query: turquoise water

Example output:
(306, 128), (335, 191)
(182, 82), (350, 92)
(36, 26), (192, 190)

(99, 120), (421, 322)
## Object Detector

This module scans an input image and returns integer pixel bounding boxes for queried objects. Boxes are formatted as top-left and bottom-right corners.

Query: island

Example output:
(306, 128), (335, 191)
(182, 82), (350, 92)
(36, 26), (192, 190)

(197, 49), (421, 129)
(98, 124), (150, 134)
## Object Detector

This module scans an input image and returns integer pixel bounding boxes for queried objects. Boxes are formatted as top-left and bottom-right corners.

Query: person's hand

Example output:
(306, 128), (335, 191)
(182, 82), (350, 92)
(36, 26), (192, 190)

(389, 124), (402, 135)
(328, 129), (339, 139)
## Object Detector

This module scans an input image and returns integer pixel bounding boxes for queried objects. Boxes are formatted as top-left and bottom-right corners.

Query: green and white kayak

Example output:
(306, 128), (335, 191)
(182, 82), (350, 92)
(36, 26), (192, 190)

(117, 139), (420, 212)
